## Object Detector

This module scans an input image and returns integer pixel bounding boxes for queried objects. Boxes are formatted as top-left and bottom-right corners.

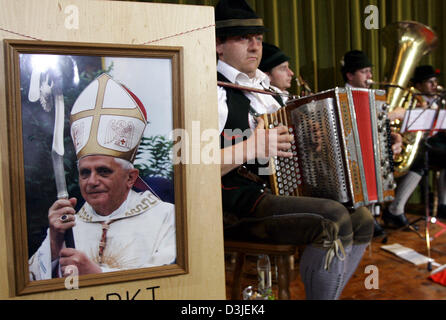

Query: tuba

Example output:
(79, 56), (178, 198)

(380, 21), (438, 177)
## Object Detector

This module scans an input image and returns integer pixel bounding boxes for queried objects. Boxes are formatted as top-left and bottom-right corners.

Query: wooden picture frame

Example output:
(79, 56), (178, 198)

(3, 39), (187, 295)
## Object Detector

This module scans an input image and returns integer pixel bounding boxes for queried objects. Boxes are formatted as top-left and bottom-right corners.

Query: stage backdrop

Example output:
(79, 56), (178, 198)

(135, 0), (446, 94)
(0, 0), (225, 299)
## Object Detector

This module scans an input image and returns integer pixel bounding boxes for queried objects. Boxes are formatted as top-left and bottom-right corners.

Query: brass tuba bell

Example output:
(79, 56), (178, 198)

(381, 21), (438, 177)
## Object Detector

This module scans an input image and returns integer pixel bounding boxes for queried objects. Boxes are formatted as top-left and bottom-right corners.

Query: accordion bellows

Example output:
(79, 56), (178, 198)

(264, 87), (396, 208)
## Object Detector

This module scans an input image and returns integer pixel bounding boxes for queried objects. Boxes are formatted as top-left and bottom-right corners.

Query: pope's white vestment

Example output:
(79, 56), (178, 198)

(29, 189), (176, 280)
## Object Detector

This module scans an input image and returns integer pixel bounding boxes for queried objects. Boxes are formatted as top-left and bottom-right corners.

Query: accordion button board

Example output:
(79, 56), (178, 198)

(263, 87), (396, 208)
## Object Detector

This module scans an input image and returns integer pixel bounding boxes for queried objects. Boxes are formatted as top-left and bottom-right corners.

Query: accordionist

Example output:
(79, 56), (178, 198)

(215, 0), (374, 300)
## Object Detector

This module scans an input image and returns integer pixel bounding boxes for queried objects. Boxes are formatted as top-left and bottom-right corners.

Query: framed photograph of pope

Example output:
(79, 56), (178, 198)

(3, 39), (187, 295)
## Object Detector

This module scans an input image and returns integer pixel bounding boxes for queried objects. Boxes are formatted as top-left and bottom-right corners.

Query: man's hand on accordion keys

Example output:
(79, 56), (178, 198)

(220, 117), (294, 177)
(388, 107), (406, 122)
(252, 117), (294, 160)
(391, 132), (403, 156)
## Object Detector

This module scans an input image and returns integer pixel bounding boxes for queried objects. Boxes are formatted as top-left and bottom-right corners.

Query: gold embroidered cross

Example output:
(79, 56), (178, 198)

(70, 73), (145, 160)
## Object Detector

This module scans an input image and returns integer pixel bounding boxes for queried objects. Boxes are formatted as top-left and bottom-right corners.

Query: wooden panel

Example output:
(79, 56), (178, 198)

(0, 0), (225, 299)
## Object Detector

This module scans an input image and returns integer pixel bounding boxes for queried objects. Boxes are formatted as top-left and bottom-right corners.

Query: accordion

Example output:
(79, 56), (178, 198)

(263, 87), (396, 208)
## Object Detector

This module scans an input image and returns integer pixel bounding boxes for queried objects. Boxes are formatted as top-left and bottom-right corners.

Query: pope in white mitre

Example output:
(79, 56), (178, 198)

(29, 73), (176, 280)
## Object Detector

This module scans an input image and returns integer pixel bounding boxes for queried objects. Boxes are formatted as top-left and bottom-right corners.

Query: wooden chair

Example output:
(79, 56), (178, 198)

(224, 240), (299, 300)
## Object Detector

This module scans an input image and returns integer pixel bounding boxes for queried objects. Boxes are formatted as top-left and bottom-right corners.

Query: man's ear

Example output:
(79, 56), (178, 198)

(127, 168), (139, 188)
(216, 38), (224, 58)
(346, 72), (354, 82)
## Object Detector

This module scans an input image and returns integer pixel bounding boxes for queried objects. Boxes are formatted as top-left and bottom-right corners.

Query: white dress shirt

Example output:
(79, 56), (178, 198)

(269, 85), (290, 104)
(217, 60), (282, 133)
(423, 95), (439, 109)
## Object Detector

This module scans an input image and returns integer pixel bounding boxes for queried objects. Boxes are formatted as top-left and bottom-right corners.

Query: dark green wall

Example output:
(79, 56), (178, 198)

(130, 0), (445, 94)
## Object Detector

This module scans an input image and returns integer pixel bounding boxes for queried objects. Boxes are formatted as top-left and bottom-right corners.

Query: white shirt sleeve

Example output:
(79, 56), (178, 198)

(217, 86), (228, 134)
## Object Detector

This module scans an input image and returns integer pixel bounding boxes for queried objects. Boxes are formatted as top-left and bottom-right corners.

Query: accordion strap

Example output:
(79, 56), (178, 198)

(218, 81), (279, 97)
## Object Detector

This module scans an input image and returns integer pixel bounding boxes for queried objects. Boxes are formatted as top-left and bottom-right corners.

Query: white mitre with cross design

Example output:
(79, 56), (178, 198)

(70, 73), (148, 162)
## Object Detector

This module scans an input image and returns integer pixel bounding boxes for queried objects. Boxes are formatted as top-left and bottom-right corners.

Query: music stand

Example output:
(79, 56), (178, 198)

(401, 99), (446, 271)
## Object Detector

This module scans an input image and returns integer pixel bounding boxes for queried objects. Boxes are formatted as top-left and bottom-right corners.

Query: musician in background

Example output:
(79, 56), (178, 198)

(259, 42), (294, 104)
(216, 0), (374, 300)
(384, 65), (446, 223)
(341, 50), (373, 90)
(341, 50), (403, 237)
(412, 65), (441, 109)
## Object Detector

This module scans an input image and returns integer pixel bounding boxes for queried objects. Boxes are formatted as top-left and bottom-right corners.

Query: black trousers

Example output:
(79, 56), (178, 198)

(224, 191), (374, 249)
